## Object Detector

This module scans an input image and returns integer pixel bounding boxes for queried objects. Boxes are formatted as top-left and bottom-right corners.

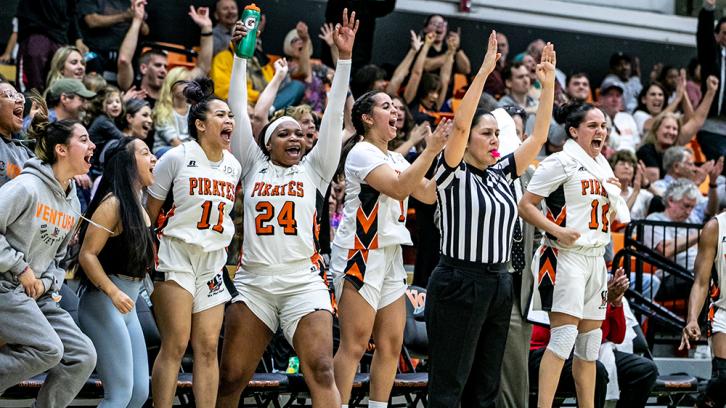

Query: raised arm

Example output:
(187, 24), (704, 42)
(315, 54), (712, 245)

(518, 191), (581, 246)
(188, 6), (214, 77)
(385, 31), (422, 95)
(228, 22), (260, 168)
(307, 9), (357, 180)
(680, 75), (718, 144)
(514, 43), (556, 175)
(117, 0), (146, 91)
(680, 217), (718, 350)
(448, 29), (471, 75)
(319, 23), (339, 67)
(403, 32), (435, 104)
(252, 58), (289, 136)
(365, 120), (450, 201)
(444, 31), (499, 168)
(296, 22), (313, 83)
(436, 37), (456, 110)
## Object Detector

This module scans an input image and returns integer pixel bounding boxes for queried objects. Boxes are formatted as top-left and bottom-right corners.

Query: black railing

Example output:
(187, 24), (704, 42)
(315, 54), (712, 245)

(613, 220), (704, 342)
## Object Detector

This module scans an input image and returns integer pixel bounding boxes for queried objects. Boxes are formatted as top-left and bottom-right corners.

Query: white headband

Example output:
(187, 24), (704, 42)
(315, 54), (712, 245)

(264, 116), (299, 146)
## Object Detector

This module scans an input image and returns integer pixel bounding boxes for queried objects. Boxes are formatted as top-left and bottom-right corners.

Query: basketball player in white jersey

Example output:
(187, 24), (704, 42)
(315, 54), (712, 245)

(519, 102), (624, 408)
(215, 11), (357, 408)
(681, 211), (726, 408)
(146, 77), (241, 408)
(330, 95), (450, 406)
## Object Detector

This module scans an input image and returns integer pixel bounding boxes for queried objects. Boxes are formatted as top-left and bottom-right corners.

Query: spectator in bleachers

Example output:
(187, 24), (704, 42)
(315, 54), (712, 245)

(212, 0), (238, 57)
(152, 67), (191, 157)
(87, 85), (125, 176)
(211, 20), (303, 111)
(420, 14), (471, 77)
(652, 146), (722, 224)
(610, 150), (654, 221)
(15, 0), (88, 92)
(351, 64), (387, 100)
(78, 0), (149, 80)
(283, 21), (331, 111)
(45, 78), (97, 124)
(498, 62), (536, 113)
(45, 46), (86, 90)
(686, 57), (702, 108)
(644, 179), (701, 301)
(598, 77), (639, 153)
(0, 81), (33, 187)
(602, 52), (642, 113)
(696, 0), (726, 164)
(117, 1), (213, 108)
(637, 74), (717, 180)
(77, 137), (156, 408)
(564, 73), (591, 104)
(0, 116), (97, 407)
(248, 59), (290, 137)
(632, 82), (682, 137)
(657, 66), (680, 104)
(388, 95), (417, 153)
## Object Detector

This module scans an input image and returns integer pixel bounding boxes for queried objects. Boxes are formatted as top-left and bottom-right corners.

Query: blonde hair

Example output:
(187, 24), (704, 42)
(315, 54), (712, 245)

(272, 104), (313, 122)
(642, 112), (682, 150)
(153, 67), (191, 127)
(46, 46), (86, 90)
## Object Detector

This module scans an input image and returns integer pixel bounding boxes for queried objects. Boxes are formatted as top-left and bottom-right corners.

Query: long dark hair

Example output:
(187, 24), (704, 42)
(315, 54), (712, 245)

(79, 138), (154, 278)
(635, 82), (668, 114)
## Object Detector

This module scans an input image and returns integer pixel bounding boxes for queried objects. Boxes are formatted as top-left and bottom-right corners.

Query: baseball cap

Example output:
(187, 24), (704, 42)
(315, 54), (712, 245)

(49, 78), (96, 99)
(600, 77), (625, 95)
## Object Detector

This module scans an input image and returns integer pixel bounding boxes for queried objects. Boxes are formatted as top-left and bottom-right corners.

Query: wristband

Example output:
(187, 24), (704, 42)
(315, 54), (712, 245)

(201, 31), (213, 37)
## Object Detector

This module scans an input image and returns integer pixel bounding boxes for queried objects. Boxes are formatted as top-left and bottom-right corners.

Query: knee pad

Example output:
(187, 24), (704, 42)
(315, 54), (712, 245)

(546, 324), (578, 360)
(699, 357), (726, 408)
(573, 328), (602, 361)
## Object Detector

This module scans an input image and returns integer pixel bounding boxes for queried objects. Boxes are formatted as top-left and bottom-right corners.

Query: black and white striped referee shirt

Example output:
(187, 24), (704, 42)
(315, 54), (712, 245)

(434, 153), (519, 263)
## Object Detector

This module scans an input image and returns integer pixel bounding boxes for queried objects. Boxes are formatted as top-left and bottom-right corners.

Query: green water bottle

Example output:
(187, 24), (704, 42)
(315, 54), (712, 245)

(286, 356), (299, 374)
(236, 3), (261, 59)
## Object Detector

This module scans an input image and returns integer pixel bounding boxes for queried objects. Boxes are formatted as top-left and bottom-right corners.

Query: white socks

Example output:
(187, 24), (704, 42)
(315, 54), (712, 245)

(342, 405), (348, 408)
(369, 401), (388, 408)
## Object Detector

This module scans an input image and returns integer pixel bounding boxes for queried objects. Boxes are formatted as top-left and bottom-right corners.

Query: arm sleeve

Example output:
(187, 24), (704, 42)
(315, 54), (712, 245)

(698, 6), (718, 76)
(147, 147), (180, 200)
(228, 55), (265, 178)
(0, 183), (32, 276)
(306, 59), (352, 185)
(434, 153), (464, 191)
(346, 143), (388, 183)
(526, 156), (568, 198)
(493, 153), (518, 182)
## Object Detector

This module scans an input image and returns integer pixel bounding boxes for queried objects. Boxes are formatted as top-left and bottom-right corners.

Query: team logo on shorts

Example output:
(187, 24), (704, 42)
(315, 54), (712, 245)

(207, 274), (225, 298)
(600, 290), (608, 309)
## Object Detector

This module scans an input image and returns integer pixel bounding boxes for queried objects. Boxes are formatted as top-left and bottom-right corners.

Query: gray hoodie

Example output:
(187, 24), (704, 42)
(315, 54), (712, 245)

(0, 135), (33, 188)
(0, 158), (79, 293)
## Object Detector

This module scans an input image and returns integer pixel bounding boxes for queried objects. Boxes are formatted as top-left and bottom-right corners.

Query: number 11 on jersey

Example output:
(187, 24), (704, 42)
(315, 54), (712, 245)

(197, 200), (226, 233)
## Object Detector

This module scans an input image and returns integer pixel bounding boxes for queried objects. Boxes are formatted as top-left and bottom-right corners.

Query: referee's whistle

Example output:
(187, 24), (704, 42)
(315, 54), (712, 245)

(490, 149), (501, 158)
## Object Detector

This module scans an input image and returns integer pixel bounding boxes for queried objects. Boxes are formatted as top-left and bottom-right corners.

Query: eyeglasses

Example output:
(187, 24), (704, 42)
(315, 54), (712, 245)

(1, 89), (24, 103)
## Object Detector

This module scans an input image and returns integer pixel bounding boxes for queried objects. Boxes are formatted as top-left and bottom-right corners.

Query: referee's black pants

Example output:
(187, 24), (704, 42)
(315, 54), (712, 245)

(425, 256), (513, 408)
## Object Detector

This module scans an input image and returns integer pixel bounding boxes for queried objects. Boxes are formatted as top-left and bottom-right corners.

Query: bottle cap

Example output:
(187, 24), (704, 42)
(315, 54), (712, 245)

(245, 3), (260, 12)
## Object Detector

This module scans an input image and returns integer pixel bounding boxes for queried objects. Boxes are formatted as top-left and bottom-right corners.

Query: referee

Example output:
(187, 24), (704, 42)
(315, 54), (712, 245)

(425, 35), (557, 407)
